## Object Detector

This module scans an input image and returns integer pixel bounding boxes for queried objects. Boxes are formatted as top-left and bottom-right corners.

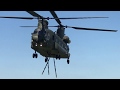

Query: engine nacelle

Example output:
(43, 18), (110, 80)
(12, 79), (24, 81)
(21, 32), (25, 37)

(57, 27), (65, 39)
(63, 36), (71, 44)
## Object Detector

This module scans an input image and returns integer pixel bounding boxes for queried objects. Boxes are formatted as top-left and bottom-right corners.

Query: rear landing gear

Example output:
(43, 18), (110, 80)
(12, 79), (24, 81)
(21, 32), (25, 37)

(67, 56), (70, 64)
(45, 57), (48, 62)
(67, 59), (70, 64)
(56, 55), (60, 60)
(32, 51), (38, 58)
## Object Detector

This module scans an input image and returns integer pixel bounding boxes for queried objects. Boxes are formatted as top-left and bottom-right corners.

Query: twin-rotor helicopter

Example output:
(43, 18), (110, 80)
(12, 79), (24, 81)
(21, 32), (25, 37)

(0, 11), (118, 78)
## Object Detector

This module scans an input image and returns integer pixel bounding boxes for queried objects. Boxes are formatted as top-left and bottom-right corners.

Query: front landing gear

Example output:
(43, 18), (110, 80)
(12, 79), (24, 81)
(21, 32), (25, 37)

(32, 51), (38, 58)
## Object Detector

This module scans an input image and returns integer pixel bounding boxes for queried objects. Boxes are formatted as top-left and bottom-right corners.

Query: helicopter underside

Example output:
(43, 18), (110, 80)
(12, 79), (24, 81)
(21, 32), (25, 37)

(31, 41), (70, 59)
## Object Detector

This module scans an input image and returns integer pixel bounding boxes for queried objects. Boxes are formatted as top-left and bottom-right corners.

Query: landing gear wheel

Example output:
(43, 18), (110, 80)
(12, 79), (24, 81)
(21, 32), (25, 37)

(35, 54), (38, 58)
(33, 54), (35, 58)
(45, 57), (48, 62)
(32, 53), (38, 58)
(56, 55), (60, 60)
(58, 55), (60, 60)
(55, 55), (58, 60)
(67, 59), (70, 64)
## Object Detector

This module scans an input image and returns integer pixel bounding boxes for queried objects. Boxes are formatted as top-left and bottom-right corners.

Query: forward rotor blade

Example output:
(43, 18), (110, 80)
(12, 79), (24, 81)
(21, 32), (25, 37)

(0, 16), (109, 20)
(26, 11), (44, 19)
(20, 26), (37, 27)
(0, 16), (35, 19)
(48, 25), (118, 32)
(50, 11), (62, 26)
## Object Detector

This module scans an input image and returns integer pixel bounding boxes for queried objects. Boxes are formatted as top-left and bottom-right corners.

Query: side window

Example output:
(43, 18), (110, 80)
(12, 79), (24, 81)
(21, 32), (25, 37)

(56, 38), (57, 42)
(65, 45), (68, 50)
(66, 45), (69, 51)
(62, 44), (63, 48)
(56, 38), (58, 43)
(63, 45), (65, 50)
(52, 35), (54, 40)
(65, 47), (67, 50)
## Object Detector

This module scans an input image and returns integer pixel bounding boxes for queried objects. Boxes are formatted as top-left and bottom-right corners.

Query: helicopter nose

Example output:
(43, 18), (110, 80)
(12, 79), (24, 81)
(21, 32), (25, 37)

(32, 34), (38, 41)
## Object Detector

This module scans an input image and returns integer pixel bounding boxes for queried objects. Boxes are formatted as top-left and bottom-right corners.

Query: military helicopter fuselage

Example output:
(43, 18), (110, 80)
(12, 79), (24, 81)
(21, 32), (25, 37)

(31, 28), (70, 59)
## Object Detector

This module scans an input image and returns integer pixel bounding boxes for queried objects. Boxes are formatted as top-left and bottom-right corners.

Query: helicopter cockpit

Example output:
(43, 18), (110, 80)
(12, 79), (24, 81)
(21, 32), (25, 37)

(33, 30), (37, 34)
(32, 28), (41, 34)
(31, 19), (49, 42)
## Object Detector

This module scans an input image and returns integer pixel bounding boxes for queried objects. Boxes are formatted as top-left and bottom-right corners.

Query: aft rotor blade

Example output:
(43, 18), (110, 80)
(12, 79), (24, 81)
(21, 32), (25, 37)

(50, 11), (62, 26)
(48, 25), (118, 32)
(26, 11), (44, 19)
(55, 17), (109, 19)
(67, 26), (118, 32)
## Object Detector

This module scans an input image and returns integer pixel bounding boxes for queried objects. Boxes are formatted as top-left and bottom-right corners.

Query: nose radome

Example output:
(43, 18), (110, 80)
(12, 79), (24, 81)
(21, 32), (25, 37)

(32, 34), (38, 41)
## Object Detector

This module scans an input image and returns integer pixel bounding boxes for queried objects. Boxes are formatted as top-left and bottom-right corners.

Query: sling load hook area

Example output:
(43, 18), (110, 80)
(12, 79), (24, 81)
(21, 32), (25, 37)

(42, 57), (57, 78)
